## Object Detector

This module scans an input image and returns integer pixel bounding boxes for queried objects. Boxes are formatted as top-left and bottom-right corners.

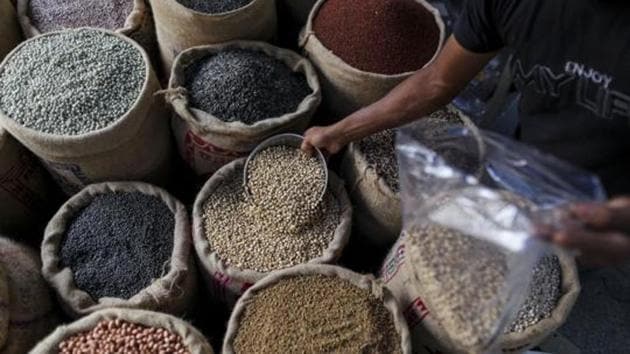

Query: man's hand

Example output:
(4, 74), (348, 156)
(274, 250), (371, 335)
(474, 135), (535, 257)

(301, 36), (497, 155)
(301, 125), (346, 156)
(550, 197), (630, 266)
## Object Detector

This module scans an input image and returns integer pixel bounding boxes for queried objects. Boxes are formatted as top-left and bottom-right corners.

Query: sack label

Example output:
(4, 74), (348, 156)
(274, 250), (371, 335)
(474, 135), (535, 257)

(182, 130), (247, 175)
(209, 270), (254, 306)
(44, 161), (90, 195)
(381, 241), (406, 283)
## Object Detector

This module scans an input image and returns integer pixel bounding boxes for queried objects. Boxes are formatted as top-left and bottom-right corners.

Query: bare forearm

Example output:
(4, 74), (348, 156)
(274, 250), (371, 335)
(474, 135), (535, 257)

(333, 66), (458, 143)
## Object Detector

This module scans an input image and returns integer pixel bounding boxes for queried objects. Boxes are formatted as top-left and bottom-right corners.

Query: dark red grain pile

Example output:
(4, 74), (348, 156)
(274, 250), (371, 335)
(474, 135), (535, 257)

(313, 0), (441, 75)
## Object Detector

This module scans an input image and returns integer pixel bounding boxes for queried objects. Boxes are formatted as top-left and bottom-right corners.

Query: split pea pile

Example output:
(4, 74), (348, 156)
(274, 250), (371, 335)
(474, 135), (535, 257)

(232, 275), (402, 353)
(176, 0), (253, 13)
(60, 192), (174, 300)
(357, 107), (464, 193)
(184, 48), (311, 124)
(0, 29), (145, 135)
(202, 153), (337, 272)
(58, 319), (189, 354)
(29, 0), (134, 32)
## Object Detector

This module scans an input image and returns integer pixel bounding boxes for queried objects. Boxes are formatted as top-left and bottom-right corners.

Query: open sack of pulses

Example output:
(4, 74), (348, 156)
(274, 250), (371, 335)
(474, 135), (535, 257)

(384, 119), (606, 353)
(192, 139), (351, 306)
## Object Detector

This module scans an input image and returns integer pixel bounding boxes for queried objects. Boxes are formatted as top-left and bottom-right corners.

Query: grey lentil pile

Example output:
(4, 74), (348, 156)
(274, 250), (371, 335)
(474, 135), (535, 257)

(176, 0), (254, 13)
(246, 145), (326, 228)
(184, 48), (311, 124)
(408, 223), (508, 349)
(58, 319), (189, 354)
(0, 29), (145, 135)
(60, 192), (174, 300)
(232, 275), (402, 353)
(507, 255), (562, 333)
(203, 162), (339, 272)
(358, 129), (398, 192)
(29, 0), (134, 33)
(356, 107), (464, 193)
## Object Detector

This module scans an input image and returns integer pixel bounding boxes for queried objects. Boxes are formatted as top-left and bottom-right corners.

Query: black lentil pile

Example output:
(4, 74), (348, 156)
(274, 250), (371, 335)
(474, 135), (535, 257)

(60, 192), (175, 300)
(184, 48), (311, 125)
(29, 0), (134, 33)
(176, 0), (254, 13)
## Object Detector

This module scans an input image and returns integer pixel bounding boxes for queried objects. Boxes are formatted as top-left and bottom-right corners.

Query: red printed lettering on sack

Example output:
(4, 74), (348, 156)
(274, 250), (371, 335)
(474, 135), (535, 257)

(211, 271), (232, 302)
(380, 242), (406, 282)
(184, 130), (246, 168)
(404, 297), (430, 328)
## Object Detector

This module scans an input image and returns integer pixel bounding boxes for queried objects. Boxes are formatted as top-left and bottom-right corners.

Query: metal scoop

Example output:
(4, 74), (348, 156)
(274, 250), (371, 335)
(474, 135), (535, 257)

(243, 133), (328, 203)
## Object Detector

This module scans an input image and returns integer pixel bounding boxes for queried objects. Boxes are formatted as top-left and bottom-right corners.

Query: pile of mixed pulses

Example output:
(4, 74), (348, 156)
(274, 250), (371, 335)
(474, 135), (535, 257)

(202, 146), (338, 272)
(407, 223), (561, 348)
(232, 274), (402, 353)
(0, 29), (145, 135)
(184, 48), (311, 125)
(60, 192), (174, 300)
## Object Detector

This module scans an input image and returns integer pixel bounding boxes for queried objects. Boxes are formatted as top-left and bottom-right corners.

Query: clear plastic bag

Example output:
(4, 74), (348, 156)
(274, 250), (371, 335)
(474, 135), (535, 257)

(395, 120), (605, 353)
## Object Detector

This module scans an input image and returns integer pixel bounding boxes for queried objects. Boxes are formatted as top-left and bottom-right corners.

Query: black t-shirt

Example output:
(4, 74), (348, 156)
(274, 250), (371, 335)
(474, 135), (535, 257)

(454, 0), (630, 196)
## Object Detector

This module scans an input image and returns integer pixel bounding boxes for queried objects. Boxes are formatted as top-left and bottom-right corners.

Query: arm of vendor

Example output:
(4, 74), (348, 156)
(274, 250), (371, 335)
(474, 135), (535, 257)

(302, 0), (630, 266)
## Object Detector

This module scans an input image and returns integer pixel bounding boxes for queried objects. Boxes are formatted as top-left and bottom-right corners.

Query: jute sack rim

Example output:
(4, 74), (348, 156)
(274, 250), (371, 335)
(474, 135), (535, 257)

(17, 0), (149, 37)
(165, 40), (321, 139)
(222, 264), (412, 354)
(498, 248), (580, 351)
(41, 182), (193, 318)
(192, 158), (352, 285)
(159, 0), (266, 18)
(0, 27), (157, 159)
(346, 105), (483, 203)
(299, 0), (445, 79)
(29, 308), (214, 354)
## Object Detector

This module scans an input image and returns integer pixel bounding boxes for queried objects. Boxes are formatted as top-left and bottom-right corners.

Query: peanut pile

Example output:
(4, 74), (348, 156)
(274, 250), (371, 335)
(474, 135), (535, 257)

(58, 319), (189, 354)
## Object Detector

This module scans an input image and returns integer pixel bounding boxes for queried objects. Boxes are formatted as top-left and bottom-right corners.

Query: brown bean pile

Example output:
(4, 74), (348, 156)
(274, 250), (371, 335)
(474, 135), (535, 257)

(232, 275), (402, 353)
(203, 160), (339, 272)
(407, 223), (508, 350)
(58, 319), (189, 354)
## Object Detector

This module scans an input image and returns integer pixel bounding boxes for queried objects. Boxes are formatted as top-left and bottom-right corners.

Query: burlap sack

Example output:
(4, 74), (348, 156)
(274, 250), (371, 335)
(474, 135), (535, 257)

(0, 128), (54, 234)
(0, 0), (22, 62)
(30, 308), (214, 354)
(17, 0), (156, 55)
(341, 106), (479, 247)
(380, 234), (580, 354)
(0, 29), (172, 196)
(150, 0), (277, 76)
(299, 0), (445, 117)
(222, 264), (411, 353)
(166, 41), (321, 176)
(41, 182), (197, 318)
(281, 0), (316, 26)
(0, 237), (61, 354)
(192, 158), (352, 307)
